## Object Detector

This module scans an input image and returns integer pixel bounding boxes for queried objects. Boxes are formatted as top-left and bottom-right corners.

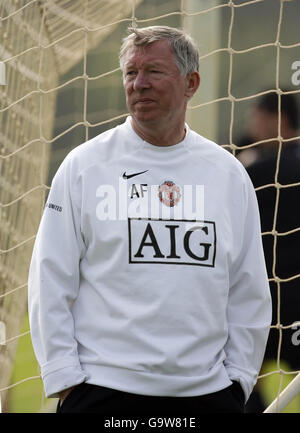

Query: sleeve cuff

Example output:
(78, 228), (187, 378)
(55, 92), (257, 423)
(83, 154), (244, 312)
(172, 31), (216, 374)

(41, 358), (88, 398)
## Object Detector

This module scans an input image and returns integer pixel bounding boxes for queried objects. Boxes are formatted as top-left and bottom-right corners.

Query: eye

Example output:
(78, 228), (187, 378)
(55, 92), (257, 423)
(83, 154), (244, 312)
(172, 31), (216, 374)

(126, 70), (136, 76)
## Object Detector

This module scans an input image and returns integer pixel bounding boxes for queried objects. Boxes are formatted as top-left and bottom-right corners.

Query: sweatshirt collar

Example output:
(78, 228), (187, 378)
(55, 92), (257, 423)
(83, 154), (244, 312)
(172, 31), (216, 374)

(123, 116), (190, 153)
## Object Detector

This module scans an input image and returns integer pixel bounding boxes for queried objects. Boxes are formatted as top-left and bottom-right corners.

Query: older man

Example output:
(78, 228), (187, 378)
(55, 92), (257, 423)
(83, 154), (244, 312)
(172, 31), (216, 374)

(28, 26), (271, 414)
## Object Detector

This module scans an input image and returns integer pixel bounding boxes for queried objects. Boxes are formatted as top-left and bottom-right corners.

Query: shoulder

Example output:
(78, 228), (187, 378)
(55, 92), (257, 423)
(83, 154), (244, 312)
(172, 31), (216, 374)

(53, 117), (137, 178)
(246, 156), (275, 187)
(247, 144), (300, 187)
(189, 129), (250, 184)
(67, 122), (124, 167)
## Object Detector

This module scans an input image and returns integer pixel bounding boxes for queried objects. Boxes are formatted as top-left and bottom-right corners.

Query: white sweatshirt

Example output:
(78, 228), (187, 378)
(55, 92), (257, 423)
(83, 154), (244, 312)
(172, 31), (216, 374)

(28, 117), (272, 401)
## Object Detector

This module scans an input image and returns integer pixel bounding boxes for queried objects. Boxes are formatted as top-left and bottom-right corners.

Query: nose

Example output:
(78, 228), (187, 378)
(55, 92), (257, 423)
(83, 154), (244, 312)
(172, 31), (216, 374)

(133, 71), (151, 91)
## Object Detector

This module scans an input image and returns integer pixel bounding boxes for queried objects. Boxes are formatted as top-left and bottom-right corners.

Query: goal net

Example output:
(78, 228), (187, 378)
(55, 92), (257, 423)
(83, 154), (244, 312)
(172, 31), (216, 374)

(0, 0), (299, 413)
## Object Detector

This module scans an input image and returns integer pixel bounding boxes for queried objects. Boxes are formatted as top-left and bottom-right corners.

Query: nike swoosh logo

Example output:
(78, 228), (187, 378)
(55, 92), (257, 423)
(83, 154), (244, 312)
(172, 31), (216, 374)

(122, 169), (149, 179)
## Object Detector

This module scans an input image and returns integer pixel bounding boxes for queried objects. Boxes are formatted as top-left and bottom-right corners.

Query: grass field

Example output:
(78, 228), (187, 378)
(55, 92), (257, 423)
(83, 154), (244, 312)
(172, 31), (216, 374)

(6, 314), (54, 413)
(257, 360), (300, 413)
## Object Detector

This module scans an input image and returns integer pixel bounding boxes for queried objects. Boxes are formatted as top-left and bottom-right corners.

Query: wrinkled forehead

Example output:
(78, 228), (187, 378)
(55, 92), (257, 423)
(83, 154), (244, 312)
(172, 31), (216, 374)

(123, 40), (176, 68)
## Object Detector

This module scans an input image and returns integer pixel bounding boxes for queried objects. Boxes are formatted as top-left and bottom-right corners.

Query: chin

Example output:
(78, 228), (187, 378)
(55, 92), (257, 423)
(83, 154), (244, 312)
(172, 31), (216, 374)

(133, 112), (160, 124)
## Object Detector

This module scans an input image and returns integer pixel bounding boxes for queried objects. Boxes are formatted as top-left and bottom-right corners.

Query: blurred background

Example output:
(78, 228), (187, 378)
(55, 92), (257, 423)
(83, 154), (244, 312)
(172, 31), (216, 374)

(0, 0), (299, 413)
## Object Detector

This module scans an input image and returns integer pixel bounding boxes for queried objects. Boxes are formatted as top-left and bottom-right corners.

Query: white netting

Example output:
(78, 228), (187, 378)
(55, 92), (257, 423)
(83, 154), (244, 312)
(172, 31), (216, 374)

(0, 0), (299, 413)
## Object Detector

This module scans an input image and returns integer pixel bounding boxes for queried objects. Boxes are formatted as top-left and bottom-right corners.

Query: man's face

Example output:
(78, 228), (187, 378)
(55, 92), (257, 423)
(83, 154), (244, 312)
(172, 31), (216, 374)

(249, 108), (279, 142)
(123, 40), (191, 128)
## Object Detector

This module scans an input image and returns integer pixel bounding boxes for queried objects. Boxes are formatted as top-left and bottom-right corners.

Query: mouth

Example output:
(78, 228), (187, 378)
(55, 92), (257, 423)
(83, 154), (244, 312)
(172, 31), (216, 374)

(134, 99), (155, 104)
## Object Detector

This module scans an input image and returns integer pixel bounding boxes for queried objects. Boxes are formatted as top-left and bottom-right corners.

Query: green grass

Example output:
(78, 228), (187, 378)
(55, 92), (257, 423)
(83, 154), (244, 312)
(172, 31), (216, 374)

(257, 360), (300, 413)
(6, 313), (53, 413)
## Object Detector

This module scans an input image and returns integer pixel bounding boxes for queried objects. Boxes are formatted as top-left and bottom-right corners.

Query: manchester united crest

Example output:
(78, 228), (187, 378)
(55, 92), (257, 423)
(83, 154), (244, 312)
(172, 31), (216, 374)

(158, 180), (181, 207)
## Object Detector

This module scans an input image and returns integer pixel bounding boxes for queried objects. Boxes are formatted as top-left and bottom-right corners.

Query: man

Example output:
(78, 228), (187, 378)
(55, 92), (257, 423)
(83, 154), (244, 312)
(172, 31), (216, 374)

(237, 91), (299, 168)
(243, 92), (300, 287)
(28, 26), (272, 414)
(239, 92), (300, 412)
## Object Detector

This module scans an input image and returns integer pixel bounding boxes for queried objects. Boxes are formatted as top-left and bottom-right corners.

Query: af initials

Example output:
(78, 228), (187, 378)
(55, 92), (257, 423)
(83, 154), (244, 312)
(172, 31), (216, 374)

(130, 183), (147, 198)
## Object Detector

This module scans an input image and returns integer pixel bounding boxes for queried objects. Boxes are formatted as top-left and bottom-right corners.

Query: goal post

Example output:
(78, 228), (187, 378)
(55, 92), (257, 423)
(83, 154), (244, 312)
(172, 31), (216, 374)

(0, 0), (143, 412)
(0, 0), (58, 410)
(264, 373), (300, 413)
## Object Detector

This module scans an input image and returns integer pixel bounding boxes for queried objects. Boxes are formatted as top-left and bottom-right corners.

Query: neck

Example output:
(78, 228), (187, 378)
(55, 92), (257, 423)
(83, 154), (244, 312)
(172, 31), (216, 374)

(131, 118), (187, 147)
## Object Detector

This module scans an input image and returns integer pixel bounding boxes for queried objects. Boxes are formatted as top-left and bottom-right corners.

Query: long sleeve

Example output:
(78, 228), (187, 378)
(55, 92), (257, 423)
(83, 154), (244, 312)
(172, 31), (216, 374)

(28, 154), (88, 398)
(224, 170), (272, 402)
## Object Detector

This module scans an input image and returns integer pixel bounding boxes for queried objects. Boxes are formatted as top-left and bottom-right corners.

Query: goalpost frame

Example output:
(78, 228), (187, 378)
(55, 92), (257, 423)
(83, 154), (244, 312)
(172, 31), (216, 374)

(264, 373), (300, 413)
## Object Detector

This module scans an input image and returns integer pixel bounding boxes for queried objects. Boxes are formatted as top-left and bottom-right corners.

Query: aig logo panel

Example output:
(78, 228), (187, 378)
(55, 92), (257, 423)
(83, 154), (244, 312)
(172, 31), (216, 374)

(128, 218), (216, 267)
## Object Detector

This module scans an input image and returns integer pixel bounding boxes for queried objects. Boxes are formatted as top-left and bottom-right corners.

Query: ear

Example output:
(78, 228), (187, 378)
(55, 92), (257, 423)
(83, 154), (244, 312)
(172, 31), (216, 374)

(185, 71), (200, 99)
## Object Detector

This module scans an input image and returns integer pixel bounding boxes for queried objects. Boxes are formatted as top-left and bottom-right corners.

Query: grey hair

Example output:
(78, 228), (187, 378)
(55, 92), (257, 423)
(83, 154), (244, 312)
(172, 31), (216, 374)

(119, 25), (199, 76)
